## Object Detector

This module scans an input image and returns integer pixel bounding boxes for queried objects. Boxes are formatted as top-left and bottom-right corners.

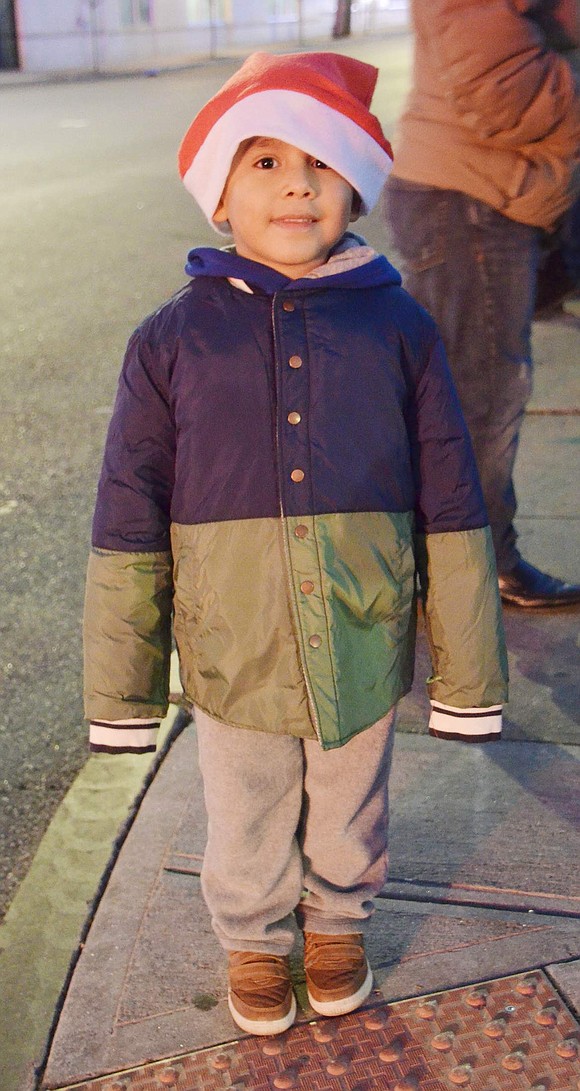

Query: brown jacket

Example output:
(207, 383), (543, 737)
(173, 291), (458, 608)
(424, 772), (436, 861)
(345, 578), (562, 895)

(391, 0), (580, 229)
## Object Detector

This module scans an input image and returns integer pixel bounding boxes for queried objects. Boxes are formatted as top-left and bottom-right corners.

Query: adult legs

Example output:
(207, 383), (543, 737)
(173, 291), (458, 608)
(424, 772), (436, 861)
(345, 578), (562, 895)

(384, 180), (538, 575)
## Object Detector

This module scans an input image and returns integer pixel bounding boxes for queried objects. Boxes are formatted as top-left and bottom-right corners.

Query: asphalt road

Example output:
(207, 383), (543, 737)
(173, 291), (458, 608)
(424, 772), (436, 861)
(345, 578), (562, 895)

(0, 36), (412, 920)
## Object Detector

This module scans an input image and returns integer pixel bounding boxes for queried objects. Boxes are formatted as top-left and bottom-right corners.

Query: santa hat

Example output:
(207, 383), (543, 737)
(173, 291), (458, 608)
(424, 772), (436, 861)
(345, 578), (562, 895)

(178, 51), (393, 233)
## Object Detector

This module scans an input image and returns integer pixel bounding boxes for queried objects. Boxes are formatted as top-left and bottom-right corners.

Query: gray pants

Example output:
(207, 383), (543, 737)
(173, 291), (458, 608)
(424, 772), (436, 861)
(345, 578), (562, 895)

(195, 707), (396, 955)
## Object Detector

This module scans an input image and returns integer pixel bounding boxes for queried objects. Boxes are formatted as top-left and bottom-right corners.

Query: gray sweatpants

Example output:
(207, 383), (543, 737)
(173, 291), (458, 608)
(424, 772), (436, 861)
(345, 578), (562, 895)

(195, 706), (396, 955)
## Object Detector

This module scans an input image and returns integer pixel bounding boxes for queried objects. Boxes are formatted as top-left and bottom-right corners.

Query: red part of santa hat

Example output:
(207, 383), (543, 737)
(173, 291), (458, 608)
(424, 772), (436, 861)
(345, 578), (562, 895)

(178, 51), (393, 231)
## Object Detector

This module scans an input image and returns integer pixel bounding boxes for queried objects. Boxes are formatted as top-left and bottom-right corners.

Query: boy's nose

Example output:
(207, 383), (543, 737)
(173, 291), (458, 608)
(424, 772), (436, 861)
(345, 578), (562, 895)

(282, 167), (316, 198)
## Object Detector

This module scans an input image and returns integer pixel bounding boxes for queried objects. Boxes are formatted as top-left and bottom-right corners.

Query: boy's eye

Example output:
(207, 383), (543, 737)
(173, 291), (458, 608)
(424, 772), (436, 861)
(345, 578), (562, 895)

(313, 159), (329, 170)
(256, 156), (277, 169)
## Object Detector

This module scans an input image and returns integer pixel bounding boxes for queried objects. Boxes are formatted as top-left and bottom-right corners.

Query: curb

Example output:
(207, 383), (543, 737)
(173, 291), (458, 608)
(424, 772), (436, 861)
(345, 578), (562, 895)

(0, 697), (190, 1091)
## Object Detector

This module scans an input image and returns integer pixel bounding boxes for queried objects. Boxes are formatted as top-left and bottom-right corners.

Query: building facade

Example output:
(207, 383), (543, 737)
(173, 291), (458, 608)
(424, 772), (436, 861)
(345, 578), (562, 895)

(3, 1), (408, 73)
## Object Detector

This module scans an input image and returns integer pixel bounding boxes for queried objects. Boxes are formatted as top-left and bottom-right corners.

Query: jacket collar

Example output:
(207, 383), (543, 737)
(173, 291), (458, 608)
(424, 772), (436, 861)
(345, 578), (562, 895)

(185, 232), (401, 295)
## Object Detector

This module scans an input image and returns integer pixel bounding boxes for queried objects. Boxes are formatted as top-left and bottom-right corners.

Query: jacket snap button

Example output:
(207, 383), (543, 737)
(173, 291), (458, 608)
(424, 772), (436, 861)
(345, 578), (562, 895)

(309, 634), (322, 648)
(287, 411), (301, 425)
(282, 300), (295, 312)
(290, 469), (305, 482)
(300, 580), (314, 594)
(295, 524), (309, 539)
(289, 355), (302, 369)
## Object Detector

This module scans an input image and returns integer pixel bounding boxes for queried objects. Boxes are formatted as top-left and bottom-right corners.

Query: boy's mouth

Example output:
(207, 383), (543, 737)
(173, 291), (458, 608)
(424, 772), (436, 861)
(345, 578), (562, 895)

(271, 215), (319, 226)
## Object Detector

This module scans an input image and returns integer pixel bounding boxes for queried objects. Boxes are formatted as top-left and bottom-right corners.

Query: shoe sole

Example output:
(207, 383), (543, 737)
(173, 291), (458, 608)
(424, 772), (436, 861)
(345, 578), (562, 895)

(500, 592), (580, 608)
(227, 990), (297, 1036)
(307, 960), (374, 1017)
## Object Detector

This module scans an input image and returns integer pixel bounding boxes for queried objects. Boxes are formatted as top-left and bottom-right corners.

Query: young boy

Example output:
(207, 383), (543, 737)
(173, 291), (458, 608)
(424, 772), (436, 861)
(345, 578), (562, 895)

(84, 51), (508, 1037)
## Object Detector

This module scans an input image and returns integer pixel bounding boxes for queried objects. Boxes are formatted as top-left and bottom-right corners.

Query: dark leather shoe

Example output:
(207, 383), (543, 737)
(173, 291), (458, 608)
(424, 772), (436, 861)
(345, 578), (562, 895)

(498, 559), (580, 608)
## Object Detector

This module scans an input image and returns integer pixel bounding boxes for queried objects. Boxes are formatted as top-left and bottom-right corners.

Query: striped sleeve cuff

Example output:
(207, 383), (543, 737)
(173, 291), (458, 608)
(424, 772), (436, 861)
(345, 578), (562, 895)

(89, 718), (161, 754)
(429, 702), (502, 743)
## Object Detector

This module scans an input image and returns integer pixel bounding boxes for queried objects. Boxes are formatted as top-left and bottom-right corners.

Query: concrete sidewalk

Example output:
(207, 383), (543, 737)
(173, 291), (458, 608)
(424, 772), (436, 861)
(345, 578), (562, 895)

(43, 718), (580, 1089)
(2, 309), (579, 1091)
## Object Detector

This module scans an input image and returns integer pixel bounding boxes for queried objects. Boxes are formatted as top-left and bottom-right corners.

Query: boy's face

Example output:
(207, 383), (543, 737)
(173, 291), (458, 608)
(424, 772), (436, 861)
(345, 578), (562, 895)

(213, 137), (358, 279)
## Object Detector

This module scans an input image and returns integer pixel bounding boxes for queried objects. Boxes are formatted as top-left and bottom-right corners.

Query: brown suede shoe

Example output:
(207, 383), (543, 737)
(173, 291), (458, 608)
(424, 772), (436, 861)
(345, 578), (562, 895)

(227, 951), (296, 1035)
(304, 932), (373, 1017)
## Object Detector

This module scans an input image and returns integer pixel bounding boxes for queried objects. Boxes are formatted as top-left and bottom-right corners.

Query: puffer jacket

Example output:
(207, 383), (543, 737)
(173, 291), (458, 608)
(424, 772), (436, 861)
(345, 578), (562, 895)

(84, 241), (508, 754)
(391, 0), (580, 230)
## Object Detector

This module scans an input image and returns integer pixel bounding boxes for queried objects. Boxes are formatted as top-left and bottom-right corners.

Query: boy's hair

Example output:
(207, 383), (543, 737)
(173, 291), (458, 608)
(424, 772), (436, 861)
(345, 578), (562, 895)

(178, 51), (393, 233)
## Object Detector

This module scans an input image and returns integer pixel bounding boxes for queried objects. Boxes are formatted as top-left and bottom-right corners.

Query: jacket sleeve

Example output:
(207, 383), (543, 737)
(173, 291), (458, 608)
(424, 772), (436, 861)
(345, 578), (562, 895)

(409, 333), (509, 742)
(84, 327), (176, 753)
(429, 0), (579, 151)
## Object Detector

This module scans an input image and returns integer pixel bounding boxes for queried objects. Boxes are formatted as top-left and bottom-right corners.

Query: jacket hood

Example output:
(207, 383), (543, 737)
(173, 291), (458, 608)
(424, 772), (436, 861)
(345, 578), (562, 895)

(185, 232), (401, 294)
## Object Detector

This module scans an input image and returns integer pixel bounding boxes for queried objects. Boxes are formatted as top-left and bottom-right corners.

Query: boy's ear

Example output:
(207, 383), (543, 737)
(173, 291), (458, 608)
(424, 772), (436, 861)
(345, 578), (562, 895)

(213, 198), (228, 225)
(350, 191), (362, 223)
